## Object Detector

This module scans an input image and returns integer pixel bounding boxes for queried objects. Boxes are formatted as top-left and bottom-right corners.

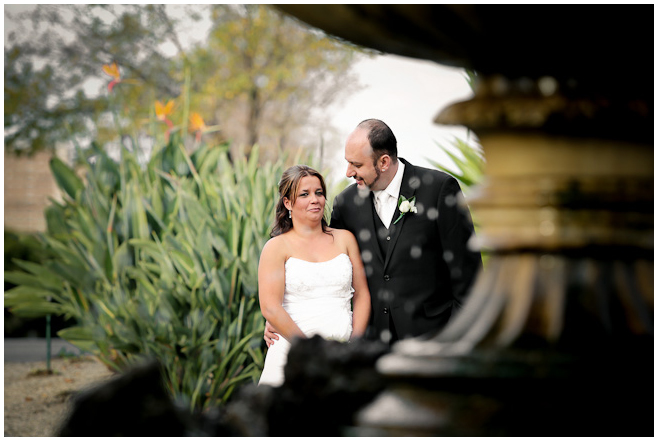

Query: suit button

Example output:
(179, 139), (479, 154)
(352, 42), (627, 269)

(383, 307), (389, 314)
(386, 236), (391, 241)
(384, 275), (390, 281)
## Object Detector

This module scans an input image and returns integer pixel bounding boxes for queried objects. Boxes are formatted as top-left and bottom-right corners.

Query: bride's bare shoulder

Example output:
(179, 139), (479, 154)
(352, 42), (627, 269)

(327, 227), (356, 244)
(261, 235), (291, 259)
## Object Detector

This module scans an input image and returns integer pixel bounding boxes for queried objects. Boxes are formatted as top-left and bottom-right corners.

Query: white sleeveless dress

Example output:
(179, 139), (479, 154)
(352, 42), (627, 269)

(258, 253), (354, 387)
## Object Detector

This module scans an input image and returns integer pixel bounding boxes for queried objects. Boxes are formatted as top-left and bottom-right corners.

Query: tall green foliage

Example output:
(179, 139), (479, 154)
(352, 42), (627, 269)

(427, 137), (485, 193)
(4, 134), (300, 410)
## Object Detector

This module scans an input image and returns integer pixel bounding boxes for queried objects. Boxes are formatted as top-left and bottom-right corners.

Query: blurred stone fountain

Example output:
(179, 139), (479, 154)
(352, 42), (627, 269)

(278, 5), (653, 436)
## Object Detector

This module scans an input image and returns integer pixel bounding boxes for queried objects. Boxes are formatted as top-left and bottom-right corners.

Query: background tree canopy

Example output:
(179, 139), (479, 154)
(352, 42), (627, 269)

(4, 4), (363, 159)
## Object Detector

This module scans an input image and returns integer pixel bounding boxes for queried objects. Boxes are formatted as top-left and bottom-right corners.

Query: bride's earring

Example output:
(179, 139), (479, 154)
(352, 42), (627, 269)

(288, 210), (292, 219)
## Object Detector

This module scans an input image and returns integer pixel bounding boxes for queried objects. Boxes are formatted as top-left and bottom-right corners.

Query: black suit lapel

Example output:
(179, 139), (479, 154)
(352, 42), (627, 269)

(384, 159), (418, 271)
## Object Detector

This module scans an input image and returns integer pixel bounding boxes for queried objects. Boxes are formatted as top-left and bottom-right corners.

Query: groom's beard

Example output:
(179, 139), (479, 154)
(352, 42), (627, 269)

(358, 164), (382, 191)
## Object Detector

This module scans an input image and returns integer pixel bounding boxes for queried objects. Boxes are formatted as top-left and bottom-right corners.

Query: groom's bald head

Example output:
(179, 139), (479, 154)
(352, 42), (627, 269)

(344, 119), (399, 191)
(356, 119), (398, 163)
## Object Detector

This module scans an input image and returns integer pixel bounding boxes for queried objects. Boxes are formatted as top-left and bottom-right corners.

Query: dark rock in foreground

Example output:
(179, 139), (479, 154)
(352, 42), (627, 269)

(56, 336), (389, 436)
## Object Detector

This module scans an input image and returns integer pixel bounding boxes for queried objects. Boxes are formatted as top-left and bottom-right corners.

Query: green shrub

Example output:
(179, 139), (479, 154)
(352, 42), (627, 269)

(4, 134), (302, 410)
(4, 230), (66, 337)
(427, 137), (485, 193)
(4, 230), (49, 274)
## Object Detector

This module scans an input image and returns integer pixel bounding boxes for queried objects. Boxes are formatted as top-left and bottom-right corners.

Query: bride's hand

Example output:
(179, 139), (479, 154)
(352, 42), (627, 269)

(264, 320), (280, 348)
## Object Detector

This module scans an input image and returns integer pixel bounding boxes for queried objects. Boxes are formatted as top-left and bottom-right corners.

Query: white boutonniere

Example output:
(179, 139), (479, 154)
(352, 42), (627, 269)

(394, 195), (417, 224)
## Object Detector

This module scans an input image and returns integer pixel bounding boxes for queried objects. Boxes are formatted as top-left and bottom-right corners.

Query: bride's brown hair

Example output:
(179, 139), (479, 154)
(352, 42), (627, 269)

(271, 165), (331, 238)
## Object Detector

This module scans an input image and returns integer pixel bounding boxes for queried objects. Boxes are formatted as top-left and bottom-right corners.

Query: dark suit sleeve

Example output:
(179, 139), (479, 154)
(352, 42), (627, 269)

(330, 195), (345, 229)
(437, 176), (482, 310)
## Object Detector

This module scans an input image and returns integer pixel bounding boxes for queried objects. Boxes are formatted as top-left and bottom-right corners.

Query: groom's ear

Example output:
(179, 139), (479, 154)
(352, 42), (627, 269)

(379, 154), (391, 172)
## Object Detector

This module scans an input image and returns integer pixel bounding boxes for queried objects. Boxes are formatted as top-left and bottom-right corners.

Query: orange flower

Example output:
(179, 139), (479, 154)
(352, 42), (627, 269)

(189, 112), (206, 132)
(102, 62), (121, 92)
(155, 100), (174, 129)
(189, 112), (207, 142)
(155, 100), (175, 143)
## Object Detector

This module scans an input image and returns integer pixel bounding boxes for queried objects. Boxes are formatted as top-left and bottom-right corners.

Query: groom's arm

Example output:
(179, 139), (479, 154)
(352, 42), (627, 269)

(436, 176), (482, 310)
(329, 195), (345, 229)
(264, 321), (279, 347)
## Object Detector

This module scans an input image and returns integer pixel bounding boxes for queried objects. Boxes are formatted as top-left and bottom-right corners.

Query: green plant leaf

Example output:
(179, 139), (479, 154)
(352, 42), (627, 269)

(57, 326), (99, 353)
(50, 156), (84, 200)
(9, 301), (65, 318)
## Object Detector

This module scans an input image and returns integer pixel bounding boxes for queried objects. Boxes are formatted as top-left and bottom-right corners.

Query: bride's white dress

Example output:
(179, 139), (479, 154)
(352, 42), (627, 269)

(258, 253), (354, 387)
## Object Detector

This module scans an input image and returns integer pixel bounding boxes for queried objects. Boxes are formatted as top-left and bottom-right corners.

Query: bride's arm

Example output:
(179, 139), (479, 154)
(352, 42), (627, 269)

(345, 232), (371, 339)
(258, 240), (306, 341)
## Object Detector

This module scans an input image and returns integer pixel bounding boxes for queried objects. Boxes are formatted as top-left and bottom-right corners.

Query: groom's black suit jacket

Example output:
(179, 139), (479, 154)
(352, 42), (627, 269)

(330, 158), (482, 342)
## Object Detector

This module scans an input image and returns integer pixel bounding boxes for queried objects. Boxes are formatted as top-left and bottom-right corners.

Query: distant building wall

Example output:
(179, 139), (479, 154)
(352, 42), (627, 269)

(4, 150), (63, 233)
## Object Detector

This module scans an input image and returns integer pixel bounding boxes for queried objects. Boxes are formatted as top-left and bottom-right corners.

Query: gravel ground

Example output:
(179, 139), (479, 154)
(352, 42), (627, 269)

(4, 356), (115, 437)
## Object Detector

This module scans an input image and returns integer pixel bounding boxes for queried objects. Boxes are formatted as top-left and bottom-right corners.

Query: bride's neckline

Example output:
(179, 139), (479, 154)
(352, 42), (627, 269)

(286, 253), (348, 264)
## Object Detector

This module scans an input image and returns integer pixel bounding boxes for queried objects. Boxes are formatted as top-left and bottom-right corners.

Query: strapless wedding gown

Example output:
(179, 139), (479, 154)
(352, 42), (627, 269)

(258, 253), (354, 387)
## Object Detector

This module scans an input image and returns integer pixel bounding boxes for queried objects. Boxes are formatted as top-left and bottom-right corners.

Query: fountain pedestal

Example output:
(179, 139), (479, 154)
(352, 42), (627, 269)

(354, 74), (653, 436)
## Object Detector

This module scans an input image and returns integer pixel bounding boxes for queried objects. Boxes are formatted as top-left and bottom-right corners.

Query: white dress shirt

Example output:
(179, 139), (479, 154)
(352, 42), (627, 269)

(373, 161), (405, 229)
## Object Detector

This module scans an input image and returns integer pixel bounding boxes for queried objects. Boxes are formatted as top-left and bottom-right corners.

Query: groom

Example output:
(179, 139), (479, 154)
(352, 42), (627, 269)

(265, 119), (481, 345)
(329, 119), (482, 344)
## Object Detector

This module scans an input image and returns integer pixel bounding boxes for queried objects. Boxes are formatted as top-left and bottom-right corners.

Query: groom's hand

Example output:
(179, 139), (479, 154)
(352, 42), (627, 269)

(264, 320), (279, 348)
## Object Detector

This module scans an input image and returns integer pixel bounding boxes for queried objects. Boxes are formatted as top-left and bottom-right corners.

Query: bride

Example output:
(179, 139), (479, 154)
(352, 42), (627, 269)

(257, 165), (371, 387)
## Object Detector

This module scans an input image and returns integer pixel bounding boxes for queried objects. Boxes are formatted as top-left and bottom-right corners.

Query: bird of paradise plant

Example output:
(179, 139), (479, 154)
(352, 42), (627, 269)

(189, 112), (206, 142)
(189, 112), (223, 145)
(155, 100), (175, 142)
(102, 62), (140, 93)
(155, 100), (175, 128)
(102, 62), (121, 92)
